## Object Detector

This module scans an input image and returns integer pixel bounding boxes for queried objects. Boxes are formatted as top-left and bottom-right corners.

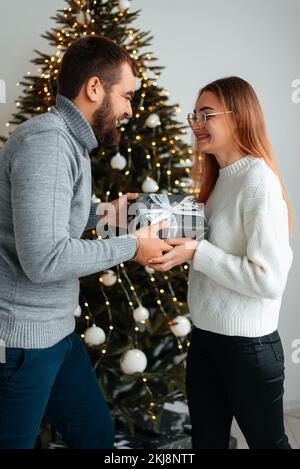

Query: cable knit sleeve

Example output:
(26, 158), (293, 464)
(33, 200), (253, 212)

(84, 201), (101, 231)
(10, 131), (136, 284)
(192, 174), (293, 300)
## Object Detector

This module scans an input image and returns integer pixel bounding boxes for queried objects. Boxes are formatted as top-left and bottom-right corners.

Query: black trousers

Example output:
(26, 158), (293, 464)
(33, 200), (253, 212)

(186, 327), (291, 449)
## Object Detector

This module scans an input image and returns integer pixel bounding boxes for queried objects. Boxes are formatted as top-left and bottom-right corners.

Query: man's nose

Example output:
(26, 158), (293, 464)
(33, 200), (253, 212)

(126, 101), (133, 118)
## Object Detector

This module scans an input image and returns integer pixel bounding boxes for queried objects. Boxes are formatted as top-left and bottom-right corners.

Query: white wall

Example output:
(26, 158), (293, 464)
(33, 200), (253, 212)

(0, 0), (299, 405)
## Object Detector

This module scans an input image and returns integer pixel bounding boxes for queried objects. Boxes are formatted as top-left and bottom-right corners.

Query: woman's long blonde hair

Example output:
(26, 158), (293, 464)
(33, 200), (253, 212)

(191, 76), (293, 231)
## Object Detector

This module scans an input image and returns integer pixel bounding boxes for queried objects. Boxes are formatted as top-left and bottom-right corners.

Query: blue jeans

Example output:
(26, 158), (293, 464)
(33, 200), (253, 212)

(0, 331), (115, 449)
(186, 328), (291, 449)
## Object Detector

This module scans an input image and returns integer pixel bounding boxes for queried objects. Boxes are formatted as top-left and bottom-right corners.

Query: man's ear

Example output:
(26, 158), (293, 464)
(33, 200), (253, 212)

(85, 76), (105, 103)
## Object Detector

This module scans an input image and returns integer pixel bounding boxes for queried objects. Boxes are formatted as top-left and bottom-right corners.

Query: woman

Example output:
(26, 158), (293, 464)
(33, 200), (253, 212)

(148, 76), (294, 449)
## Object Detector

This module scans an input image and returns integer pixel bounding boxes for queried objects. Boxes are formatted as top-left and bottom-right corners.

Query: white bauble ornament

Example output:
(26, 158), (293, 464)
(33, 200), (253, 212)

(170, 315), (191, 338)
(158, 89), (170, 97)
(120, 349), (147, 374)
(110, 152), (127, 170)
(135, 78), (142, 91)
(84, 324), (106, 346)
(119, 0), (130, 11)
(74, 305), (82, 317)
(76, 10), (91, 25)
(101, 270), (117, 286)
(133, 305), (150, 322)
(145, 113), (161, 128)
(144, 266), (155, 274)
(142, 177), (159, 193)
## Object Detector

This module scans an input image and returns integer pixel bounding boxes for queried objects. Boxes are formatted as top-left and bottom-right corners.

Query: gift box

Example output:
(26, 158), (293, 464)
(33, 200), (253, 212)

(114, 408), (238, 449)
(38, 408), (237, 449)
(128, 193), (207, 240)
(114, 409), (192, 449)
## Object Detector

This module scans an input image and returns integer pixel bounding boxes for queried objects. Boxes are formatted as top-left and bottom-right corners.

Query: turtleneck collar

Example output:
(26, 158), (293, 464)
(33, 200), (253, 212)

(54, 94), (98, 153)
(219, 155), (259, 178)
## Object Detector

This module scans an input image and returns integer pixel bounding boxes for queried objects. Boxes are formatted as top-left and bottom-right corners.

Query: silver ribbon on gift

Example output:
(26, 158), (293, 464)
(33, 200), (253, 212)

(136, 194), (205, 238)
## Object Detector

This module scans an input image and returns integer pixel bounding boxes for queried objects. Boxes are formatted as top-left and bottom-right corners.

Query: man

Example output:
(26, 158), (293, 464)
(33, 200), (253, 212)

(0, 35), (171, 449)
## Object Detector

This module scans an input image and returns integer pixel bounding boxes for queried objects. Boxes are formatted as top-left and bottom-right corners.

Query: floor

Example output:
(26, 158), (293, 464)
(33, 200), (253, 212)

(231, 408), (300, 449)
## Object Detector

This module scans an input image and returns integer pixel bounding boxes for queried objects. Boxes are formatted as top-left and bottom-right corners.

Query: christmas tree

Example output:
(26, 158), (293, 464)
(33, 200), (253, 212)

(2, 0), (195, 436)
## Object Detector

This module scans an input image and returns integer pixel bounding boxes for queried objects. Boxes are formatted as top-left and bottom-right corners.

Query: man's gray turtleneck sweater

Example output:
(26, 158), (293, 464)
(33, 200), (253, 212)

(0, 94), (136, 348)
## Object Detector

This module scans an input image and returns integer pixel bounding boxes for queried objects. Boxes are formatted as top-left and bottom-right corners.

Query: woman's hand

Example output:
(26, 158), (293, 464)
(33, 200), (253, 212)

(148, 238), (200, 271)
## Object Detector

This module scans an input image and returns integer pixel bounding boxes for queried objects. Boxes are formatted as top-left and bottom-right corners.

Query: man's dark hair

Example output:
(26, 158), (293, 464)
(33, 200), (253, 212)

(57, 35), (138, 99)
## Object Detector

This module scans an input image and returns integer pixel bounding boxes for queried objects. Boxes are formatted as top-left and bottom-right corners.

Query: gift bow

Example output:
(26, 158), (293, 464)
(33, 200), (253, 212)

(137, 194), (204, 237)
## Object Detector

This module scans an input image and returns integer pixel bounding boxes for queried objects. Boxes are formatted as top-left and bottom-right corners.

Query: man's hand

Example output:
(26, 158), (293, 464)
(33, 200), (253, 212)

(100, 193), (139, 228)
(132, 220), (174, 266)
(147, 237), (200, 271)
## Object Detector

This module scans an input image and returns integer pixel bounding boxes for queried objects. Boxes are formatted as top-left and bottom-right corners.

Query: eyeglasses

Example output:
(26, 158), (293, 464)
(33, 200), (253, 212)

(187, 110), (233, 128)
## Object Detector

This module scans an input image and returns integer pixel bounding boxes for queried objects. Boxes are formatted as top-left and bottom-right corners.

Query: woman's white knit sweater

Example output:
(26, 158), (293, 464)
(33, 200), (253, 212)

(188, 155), (293, 337)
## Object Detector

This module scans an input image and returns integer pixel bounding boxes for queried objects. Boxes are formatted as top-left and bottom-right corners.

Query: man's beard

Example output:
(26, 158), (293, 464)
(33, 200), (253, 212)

(91, 94), (121, 146)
